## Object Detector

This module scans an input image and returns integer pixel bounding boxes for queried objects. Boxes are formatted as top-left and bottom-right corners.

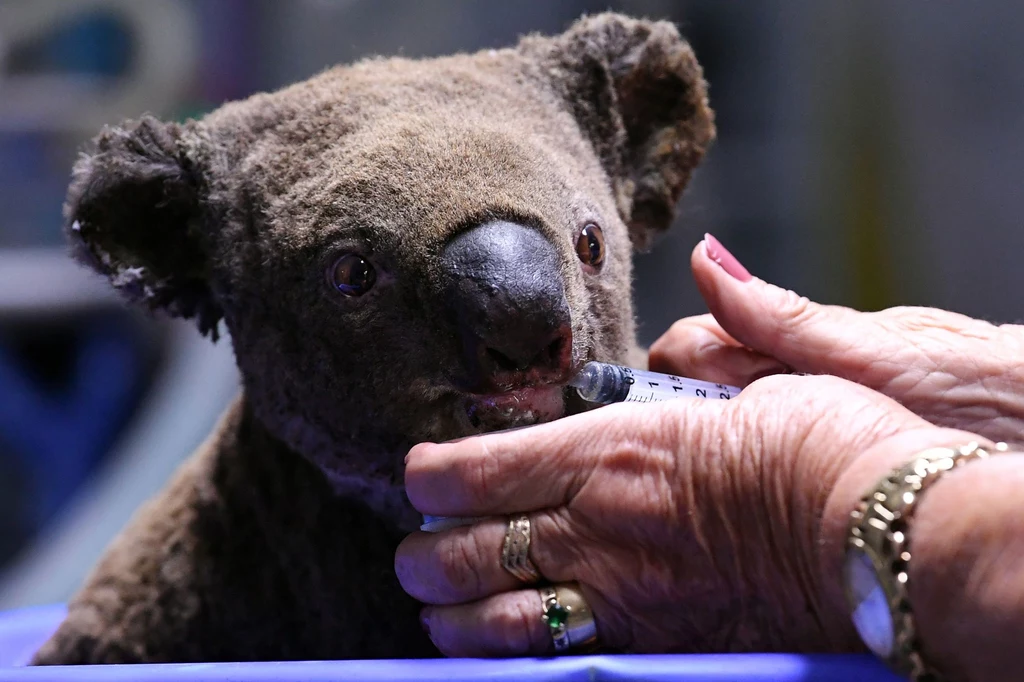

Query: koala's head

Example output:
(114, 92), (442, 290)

(65, 14), (713, 491)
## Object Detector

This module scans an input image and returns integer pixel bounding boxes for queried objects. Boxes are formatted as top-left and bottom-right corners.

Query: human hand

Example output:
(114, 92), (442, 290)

(650, 234), (1024, 447)
(395, 371), (976, 656)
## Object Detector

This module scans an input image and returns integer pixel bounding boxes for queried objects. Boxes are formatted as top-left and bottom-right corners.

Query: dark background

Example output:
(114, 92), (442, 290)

(1, 0), (1021, 608)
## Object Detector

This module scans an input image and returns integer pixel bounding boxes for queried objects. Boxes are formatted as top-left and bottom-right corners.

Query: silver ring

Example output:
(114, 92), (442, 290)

(501, 515), (541, 584)
(539, 582), (598, 654)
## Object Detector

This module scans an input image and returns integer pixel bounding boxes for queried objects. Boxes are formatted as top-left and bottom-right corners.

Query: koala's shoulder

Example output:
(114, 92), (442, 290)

(31, 448), (216, 663)
(31, 402), (310, 663)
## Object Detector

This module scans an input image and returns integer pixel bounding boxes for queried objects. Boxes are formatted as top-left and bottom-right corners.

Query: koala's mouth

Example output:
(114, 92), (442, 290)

(464, 385), (567, 431)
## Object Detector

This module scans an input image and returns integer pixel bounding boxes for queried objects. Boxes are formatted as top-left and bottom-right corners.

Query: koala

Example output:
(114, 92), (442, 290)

(31, 13), (714, 665)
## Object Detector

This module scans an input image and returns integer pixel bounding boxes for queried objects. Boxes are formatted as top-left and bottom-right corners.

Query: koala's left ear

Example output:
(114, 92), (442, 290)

(529, 13), (716, 249)
(66, 115), (224, 338)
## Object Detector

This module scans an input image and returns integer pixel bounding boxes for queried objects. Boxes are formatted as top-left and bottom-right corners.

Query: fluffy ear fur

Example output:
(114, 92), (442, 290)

(531, 13), (716, 250)
(66, 115), (223, 337)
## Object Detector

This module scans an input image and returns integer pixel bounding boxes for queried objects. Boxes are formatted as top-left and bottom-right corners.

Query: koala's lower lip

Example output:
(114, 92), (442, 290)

(464, 385), (566, 430)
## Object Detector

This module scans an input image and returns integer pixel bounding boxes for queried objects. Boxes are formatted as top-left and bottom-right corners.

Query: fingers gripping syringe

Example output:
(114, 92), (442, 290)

(419, 362), (740, 533)
(568, 360), (741, 404)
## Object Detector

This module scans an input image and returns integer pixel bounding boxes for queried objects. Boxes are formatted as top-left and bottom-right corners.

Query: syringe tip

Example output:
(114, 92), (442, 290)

(567, 362), (597, 389)
(568, 361), (617, 403)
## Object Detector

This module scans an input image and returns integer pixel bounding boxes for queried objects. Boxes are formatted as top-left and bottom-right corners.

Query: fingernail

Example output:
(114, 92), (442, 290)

(703, 233), (752, 282)
(405, 442), (436, 464)
(420, 608), (432, 635)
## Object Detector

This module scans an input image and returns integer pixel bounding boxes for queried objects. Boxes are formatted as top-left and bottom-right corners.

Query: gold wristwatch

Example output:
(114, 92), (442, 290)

(844, 441), (1006, 681)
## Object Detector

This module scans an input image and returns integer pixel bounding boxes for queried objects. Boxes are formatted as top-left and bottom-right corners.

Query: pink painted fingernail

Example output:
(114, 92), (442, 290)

(703, 233), (752, 282)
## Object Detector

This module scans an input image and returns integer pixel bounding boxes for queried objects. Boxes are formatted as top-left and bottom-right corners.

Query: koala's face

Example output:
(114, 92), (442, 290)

(64, 14), (714, 488)
(232, 114), (632, 441)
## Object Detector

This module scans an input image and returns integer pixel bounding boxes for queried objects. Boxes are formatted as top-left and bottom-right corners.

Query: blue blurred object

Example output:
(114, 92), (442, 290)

(0, 604), (903, 681)
(0, 320), (145, 529)
(8, 10), (131, 78)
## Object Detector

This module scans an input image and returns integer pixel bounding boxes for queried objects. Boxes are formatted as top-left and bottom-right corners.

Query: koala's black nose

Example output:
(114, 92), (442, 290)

(441, 221), (572, 389)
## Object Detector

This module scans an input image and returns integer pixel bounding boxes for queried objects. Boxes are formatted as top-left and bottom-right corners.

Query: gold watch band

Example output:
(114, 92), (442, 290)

(844, 441), (1008, 682)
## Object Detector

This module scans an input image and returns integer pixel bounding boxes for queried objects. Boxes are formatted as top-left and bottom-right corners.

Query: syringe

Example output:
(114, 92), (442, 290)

(419, 362), (741, 533)
(568, 360), (741, 404)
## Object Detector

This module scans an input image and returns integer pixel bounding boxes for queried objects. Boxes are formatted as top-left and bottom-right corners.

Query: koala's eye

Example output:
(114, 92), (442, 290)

(575, 223), (605, 270)
(329, 254), (377, 296)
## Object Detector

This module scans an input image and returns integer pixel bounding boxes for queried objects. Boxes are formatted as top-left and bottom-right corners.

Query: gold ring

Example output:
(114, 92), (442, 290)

(501, 515), (541, 583)
(539, 582), (599, 654)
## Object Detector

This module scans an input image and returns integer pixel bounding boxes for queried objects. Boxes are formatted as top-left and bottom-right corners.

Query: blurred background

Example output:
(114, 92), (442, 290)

(0, 0), (1021, 609)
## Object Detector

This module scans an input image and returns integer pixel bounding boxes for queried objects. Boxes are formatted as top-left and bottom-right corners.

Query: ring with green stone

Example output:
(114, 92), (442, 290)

(539, 583), (598, 654)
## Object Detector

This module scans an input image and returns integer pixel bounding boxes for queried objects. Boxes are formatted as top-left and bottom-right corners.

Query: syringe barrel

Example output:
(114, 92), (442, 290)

(571, 361), (740, 404)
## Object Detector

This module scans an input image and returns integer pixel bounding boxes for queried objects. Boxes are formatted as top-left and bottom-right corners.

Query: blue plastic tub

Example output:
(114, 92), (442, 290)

(0, 604), (903, 681)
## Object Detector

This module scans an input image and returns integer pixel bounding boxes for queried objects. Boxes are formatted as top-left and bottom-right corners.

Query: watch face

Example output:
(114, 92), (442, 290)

(845, 546), (894, 659)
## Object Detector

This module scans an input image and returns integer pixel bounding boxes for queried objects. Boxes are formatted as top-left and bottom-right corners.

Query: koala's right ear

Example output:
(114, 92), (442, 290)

(527, 13), (716, 250)
(66, 115), (223, 338)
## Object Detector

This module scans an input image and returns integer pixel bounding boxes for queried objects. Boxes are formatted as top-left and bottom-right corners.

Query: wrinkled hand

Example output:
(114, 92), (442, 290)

(650, 235), (1024, 446)
(396, 373), (940, 657)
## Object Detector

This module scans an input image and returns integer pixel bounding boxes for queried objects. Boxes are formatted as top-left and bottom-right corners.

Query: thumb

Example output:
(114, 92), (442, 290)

(691, 234), (871, 378)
